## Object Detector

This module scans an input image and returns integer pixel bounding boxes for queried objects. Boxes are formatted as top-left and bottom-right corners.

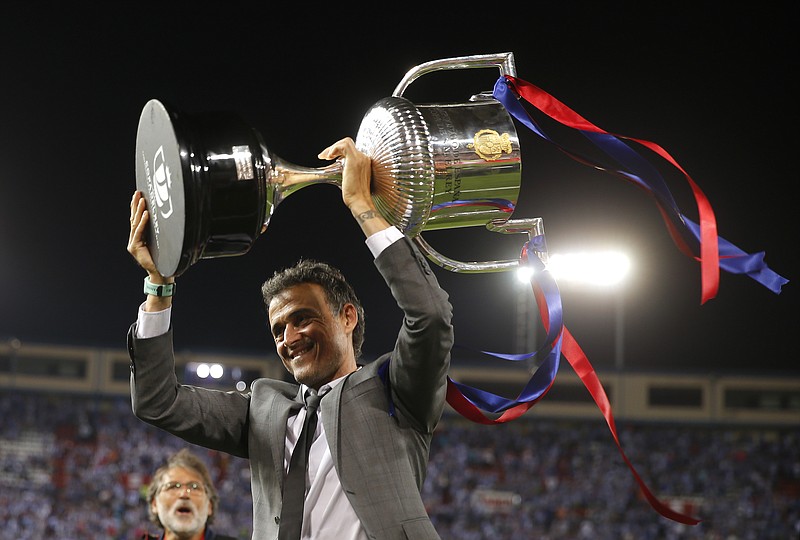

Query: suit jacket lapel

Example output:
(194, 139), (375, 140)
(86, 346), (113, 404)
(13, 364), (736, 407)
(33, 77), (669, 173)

(320, 376), (343, 468)
(320, 369), (361, 471)
(266, 388), (303, 490)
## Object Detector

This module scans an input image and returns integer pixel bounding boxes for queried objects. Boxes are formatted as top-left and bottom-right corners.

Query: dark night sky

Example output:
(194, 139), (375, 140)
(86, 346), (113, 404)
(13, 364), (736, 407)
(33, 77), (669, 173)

(1, 4), (796, 377)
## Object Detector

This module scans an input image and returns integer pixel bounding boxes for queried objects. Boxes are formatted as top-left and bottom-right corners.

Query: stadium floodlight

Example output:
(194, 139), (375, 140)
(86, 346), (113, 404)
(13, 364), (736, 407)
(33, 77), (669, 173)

(516, 251), (631, 286)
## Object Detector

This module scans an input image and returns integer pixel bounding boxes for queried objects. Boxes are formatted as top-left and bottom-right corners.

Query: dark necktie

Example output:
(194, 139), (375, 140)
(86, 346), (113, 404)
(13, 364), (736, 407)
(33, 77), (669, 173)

(278, 389), (321, 540)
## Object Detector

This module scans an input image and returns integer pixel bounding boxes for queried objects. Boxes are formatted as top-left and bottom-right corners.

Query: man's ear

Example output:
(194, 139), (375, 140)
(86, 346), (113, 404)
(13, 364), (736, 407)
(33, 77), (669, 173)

(342, 303), (358, 332)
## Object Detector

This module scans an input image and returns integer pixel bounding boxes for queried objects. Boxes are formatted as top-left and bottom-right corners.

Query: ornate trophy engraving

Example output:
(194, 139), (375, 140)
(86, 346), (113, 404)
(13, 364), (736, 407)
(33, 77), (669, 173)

(135, 52), (545, 277)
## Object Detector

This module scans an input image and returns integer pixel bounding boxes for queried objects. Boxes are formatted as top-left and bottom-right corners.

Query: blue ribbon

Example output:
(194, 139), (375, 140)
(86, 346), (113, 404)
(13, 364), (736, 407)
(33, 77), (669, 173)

(450, 238), (565, 413)
(493, 76), (788, 294)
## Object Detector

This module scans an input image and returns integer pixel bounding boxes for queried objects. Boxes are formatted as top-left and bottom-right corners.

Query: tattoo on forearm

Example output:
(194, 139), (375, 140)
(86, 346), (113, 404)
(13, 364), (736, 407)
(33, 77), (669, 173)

(356, 210), (377, 224)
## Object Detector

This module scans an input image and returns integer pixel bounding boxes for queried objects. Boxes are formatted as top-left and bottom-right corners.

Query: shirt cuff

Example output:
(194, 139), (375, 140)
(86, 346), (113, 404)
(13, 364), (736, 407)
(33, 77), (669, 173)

(365, 226), (404, 258)
(136, 302), (172, 339)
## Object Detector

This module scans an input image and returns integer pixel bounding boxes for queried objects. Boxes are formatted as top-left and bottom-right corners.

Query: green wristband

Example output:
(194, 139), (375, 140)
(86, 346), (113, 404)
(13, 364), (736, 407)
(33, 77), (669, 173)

(143, 276), (175, 297)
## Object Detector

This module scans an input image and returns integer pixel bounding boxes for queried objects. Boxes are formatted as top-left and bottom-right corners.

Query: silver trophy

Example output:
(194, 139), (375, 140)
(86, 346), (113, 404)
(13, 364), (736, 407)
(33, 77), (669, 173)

(135, 52), (545, 277)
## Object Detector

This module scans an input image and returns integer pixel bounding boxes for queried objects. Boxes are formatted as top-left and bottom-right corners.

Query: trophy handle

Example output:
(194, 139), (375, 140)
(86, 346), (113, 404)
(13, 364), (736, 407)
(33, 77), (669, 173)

(392, 52), (517, 97)
(413, 218), (547, 273)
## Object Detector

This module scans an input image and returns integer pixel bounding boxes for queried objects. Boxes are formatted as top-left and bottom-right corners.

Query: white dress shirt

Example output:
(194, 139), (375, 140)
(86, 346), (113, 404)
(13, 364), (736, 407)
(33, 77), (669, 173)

(135, 226), (403, 539)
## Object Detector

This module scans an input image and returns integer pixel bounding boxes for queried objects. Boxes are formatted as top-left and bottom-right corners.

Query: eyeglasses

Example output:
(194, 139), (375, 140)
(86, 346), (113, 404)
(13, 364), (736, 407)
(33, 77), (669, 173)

(159, 481), (206, 496)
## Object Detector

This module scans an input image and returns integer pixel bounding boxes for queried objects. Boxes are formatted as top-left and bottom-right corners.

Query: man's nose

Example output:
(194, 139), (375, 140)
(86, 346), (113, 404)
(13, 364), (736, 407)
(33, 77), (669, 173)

(282, 323), (303, 345)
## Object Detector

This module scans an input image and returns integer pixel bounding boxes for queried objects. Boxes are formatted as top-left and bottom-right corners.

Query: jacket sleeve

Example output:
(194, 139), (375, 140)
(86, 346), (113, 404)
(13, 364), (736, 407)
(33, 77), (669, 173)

(373, 236), (454, 433)
(127, 323), (251, 457)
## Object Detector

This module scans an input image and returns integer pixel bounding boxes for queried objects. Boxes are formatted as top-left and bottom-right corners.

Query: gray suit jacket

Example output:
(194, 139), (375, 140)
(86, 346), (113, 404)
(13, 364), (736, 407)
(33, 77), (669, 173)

(128, 237), (454, 539)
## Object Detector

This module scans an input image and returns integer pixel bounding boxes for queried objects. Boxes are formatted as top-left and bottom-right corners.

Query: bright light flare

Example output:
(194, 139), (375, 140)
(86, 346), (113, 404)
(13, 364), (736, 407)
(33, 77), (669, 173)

(517, 251), (631, 286)
(549, 251), (630, 285)
(209, 364), (224, 379)
(516, 265), (535, 284)
(194, 363), (224, 379)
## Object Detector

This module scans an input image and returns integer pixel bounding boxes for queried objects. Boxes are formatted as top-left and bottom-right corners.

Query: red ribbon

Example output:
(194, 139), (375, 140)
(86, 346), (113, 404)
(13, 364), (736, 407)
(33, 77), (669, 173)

(505, 75), (720, 304)
(560, 326), (701, 525)
(445, 246), (701, 524)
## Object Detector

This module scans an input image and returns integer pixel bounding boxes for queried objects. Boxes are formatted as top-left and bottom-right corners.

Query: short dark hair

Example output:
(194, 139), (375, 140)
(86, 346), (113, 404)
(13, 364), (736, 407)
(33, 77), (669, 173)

(145, 449), (220, 526)
(261, 259), (365, 359)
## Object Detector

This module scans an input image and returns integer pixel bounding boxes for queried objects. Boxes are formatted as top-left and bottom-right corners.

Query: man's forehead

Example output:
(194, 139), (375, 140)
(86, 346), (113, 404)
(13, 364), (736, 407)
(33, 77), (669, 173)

(269, 283), (327, 314)
(162, 466), (201, 482)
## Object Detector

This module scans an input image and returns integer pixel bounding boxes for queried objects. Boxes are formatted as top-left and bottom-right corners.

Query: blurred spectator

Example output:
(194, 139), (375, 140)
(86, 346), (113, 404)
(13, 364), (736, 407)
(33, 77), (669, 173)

(141, 448), (236, 540)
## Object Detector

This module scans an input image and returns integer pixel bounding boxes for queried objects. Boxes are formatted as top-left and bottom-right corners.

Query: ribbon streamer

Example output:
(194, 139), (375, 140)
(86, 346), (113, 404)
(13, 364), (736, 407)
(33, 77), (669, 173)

(444, 239), (701, 524)
(447, 239), (562, 423)
(492, 75), (788, 302)
(442, 73), (794, 525)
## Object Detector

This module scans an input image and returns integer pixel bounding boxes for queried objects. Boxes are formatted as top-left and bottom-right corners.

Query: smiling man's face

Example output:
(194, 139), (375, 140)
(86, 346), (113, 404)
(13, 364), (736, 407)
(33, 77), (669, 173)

(151, 466), (212, 538)
(269, 283), (358, 390)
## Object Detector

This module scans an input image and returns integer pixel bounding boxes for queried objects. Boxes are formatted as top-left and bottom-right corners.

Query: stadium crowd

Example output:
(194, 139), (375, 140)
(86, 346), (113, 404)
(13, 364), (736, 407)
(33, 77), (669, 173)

(1, 389), (797, 539)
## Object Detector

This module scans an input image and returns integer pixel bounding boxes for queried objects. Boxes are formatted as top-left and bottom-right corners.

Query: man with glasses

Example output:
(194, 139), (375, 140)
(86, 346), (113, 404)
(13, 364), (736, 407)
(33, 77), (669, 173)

(142, 449), (237, 540)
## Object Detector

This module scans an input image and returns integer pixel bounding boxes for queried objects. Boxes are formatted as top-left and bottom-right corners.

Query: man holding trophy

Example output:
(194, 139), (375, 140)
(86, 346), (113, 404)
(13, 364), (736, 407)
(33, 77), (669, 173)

(127, 137), (455, 539)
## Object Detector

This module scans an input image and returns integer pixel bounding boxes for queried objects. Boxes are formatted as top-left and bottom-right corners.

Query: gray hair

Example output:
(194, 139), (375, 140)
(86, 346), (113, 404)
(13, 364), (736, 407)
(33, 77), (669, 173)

(145, 448), (219, 526)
